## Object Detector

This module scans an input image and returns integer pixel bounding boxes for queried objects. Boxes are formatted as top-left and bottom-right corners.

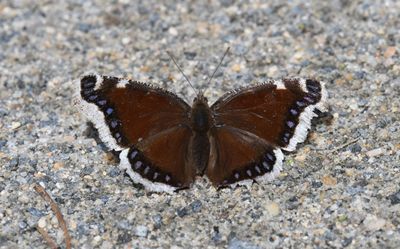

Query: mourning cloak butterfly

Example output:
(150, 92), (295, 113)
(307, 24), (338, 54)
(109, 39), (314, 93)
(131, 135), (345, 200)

(75, 72), (326, 193)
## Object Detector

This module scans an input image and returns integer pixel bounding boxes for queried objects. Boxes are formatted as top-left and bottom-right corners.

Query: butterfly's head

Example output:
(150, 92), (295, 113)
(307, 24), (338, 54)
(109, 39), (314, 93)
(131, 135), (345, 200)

(193, 92), (208, 106)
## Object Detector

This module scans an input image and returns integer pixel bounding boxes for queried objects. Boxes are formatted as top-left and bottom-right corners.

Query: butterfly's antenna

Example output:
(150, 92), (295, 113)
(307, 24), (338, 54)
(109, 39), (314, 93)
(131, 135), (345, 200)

(206, 47), (230, 86)
(166, 51), (198, 94)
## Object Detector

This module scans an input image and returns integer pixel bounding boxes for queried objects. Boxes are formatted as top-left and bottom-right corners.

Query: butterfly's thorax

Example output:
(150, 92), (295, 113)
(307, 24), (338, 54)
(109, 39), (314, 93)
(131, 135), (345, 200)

(190, 98), (211, 132)
(189, 95), (212, 174)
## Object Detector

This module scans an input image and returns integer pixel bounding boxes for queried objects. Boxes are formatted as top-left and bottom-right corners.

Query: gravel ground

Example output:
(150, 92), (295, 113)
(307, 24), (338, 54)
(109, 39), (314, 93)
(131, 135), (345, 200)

(1, 1), (399, 248)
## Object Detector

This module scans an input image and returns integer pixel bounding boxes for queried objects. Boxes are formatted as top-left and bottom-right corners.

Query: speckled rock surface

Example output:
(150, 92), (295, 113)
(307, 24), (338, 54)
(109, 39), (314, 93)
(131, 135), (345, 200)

(0, 1), (399, 248)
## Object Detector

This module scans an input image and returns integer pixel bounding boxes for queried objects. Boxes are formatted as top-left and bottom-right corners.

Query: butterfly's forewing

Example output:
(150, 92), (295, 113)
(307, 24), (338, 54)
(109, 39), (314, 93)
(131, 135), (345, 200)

(207, 79), (326, 186)
(76, 74), (194, 192)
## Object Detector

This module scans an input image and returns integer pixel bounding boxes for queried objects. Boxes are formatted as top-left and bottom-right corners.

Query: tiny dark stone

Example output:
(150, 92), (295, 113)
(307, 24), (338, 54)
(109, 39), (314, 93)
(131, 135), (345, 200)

(342, 237), (353, 247)
(288, 196), (298, 202)
(8, 158), (19, 171)
(312, 181), (323, 188)
(108, 167), (120, 177)
(54, 197), (65, 205)
(184, 51), (197, 60)
(80, 166), (94, 176)
(27, 207), (44, 217)
(377, 117), (392, 128)
(100, 196), (109, 204)
(190, 200), (202, 213)
(78, 23), (92, 33)
(0, 140), (6, 149)
(177, 207), (189, 217)
(324, 230), (336, 241)
(152, 214), (163, 229)
(287, 196), (299, 210)
(349, 143), (362, 153)
(346, 186), (364, 196)
(353, 179), (368, 187)
(211, 226), (222, 243)
(29, 159), (38, 169)
(77, 224), (89, 235)
(117, 232), (133, 245)
(18, 221), (27, 229)
(0, 108), (8, 117)
(355, 71), (366, 79)
(388, 191), (400, 205)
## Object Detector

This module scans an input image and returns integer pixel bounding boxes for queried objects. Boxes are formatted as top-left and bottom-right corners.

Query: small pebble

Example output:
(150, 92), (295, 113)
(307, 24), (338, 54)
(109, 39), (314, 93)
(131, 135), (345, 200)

(363, 215), (386, 231)
(11, 121), (22, 130)
(53, 162), (64, 170)
(384, 46), (396, 58)
(121, 37), (131, 45)
(38, 217), (47, 228)
(322, 175), (337, 186)
(265, 202), (280, 216)
(134, 225), (148, 237)
(366, 148), (385, 157)
(231, 64), (241, 72)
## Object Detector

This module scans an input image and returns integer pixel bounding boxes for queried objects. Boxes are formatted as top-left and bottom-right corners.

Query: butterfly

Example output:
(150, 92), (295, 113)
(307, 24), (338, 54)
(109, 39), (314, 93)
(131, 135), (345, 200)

(75, 56), (326, 193)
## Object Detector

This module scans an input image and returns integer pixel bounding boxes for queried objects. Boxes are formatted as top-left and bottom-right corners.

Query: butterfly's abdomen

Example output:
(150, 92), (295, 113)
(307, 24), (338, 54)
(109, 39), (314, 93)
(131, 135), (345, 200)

(189, 133), (210, 174)
(189, 99), (212, 174)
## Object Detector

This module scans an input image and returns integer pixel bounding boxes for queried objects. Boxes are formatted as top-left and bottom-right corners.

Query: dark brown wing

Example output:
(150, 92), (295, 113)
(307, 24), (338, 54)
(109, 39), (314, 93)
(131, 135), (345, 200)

(206, 126), (284, 187)
(207, 78), (326, 186)
(76, 74), (194, 192)
(120, 125), (193, 192)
